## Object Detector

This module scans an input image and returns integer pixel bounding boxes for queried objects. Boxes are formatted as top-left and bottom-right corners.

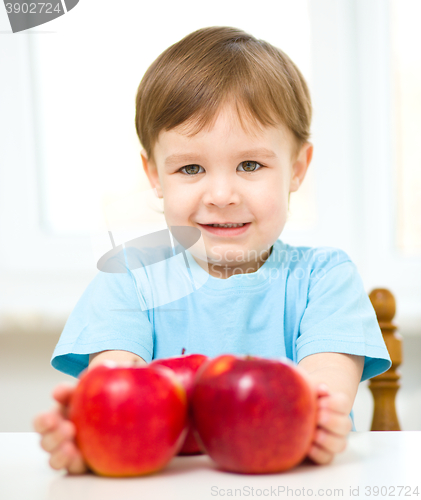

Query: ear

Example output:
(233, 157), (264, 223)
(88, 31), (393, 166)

(289, 142), (313, 193)
(140, 149), (163, 198)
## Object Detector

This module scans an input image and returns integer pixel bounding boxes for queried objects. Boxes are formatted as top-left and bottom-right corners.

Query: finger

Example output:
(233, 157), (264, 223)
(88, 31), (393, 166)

(34, 399), (71, 434)
(313, 427), (348, 454)
(51, 385), (77, 421)
(49, 441), (74, 471)
(51, 383), (76, 406)
(33, 410), (60, 434)
(65, 445), (90, 475)
(318, 409), (353, 436)
(318, 392), (351, 413)
(40, 420), (75, 453)
(316, 383), (330, 397)
(54, 442), (89, 475)
(306, 442), (334, 465)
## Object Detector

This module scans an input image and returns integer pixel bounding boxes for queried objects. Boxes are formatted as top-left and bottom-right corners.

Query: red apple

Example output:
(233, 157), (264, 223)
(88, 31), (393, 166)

(190, 354), (318, 474)
(69, 362), (188, 477)
(151, 351), (208, 455)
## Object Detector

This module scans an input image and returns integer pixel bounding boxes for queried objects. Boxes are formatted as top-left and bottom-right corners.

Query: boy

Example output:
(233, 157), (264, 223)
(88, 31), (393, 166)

(33, 26), (391, 474)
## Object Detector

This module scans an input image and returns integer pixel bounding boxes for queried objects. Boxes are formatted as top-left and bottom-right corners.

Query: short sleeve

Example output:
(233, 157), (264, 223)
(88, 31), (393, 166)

(51, 268), (154, 378)
(296, 260), (392, 382)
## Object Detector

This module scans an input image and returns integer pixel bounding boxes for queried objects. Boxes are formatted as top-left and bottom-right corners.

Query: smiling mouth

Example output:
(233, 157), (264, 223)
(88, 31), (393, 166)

(199, 223), (249, 228)
(196, 222), (252, 237)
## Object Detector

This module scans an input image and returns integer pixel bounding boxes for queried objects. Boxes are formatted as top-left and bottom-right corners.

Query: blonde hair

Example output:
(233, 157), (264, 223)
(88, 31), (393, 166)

(135, 26), (312, 164)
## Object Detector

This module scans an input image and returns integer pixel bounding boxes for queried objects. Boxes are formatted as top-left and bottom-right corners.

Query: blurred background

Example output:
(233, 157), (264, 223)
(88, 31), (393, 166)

(0, 0), (420, 432)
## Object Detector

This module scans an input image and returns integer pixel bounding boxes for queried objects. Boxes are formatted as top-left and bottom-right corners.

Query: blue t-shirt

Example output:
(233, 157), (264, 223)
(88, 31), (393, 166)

(51, 238), (392, 431)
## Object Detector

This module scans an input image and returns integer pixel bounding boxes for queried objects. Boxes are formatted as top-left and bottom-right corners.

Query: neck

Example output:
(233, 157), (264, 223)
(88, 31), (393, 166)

(194, 245), (273, 279)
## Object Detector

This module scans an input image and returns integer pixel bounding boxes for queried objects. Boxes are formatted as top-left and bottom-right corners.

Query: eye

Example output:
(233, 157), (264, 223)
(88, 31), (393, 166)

(237, 161), (263, 172)
(179, 165), (204, 175)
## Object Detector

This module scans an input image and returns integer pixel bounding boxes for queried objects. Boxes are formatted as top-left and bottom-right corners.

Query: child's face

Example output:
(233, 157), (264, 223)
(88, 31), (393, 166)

(141, 103), (312, 278)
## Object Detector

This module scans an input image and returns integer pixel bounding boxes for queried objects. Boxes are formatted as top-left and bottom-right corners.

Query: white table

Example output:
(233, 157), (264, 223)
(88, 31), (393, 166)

(1, 432), (420, 500)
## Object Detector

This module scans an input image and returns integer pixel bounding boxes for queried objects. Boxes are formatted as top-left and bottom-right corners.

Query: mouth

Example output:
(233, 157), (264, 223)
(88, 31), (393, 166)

(197, 222), (251, 237)
(201, 222), (249, 227)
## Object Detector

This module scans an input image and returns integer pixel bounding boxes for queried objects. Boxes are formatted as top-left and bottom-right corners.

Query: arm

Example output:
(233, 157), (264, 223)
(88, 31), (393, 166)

(299, 352), (364, 413)
(88, 349), (147, 370)
(298, 352), (364, 465)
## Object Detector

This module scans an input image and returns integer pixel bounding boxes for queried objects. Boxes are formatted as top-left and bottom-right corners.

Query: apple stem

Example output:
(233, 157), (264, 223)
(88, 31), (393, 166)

(181, 348), (186, 355)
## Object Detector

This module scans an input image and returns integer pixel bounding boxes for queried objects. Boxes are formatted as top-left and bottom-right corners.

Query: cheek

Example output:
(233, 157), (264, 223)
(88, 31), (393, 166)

(253, 189), (289, 221)
(163, 185), (197, 221)
(251, 192), (289, 239)
(251, 171), (289, 209)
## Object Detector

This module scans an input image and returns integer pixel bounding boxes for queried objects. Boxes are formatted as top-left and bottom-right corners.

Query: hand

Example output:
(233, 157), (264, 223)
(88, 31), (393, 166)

(306, 384), (353, 465)
(32, 383), (89, 474)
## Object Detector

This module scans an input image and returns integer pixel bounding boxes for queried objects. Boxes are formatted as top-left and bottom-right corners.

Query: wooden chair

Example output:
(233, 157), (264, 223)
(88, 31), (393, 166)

(368, 288), (403, 431)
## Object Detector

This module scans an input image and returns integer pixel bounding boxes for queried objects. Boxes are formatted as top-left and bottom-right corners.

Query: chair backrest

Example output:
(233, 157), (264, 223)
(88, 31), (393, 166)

(368, 288), (403, 431)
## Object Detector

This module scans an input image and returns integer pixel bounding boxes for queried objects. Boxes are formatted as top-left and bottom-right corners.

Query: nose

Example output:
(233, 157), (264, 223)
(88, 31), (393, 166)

(201, 172), (241, 208)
